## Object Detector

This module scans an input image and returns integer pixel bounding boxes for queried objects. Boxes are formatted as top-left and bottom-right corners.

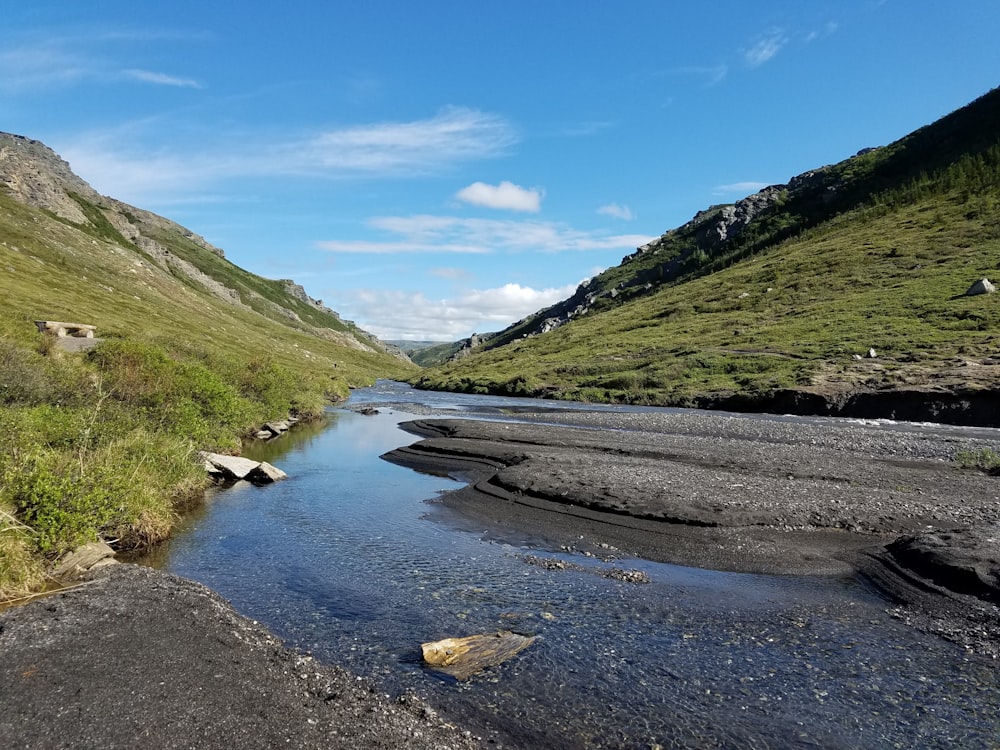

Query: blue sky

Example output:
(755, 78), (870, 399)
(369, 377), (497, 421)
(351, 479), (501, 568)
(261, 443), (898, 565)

(3, 2), (999, 341)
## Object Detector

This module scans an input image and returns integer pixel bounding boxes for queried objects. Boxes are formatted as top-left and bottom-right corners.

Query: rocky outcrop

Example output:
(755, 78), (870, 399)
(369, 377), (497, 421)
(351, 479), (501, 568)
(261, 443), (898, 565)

(709, 185), (787, 244)
(450, 332), (497, 361)
(280, 280), (339, 317)
(0, 133), (96, 223)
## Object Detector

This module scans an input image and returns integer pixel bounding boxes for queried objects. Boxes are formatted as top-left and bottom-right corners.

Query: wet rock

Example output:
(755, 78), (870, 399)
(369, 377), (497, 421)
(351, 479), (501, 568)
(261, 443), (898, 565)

(200, 452), (287, 484)
(264, 420), (290, 435)
(248, 461), (288, 484)
(421, 631), (537, 680)
(605, 568), (651, 584)
(201, 452), (260, 480)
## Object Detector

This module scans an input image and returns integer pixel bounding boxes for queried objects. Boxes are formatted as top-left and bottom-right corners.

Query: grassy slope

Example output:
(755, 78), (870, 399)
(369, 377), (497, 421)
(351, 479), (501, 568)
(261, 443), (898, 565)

(415, 146), (1000, 404)
(408, 340), (464, 367)
(474, 88), (1000, 354)
(0, 191), (412, 390)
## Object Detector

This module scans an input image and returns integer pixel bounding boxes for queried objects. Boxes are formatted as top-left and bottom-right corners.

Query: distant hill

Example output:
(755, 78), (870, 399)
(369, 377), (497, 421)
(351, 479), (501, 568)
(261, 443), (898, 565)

(0, 132), (412, 389)
(414, 88), (1000, 426)
(387, 340), (466, 367)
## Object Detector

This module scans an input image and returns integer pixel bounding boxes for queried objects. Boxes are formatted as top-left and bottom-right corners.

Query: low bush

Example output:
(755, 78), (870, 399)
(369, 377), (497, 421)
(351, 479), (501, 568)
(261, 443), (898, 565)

(955, 447), (1000, 473)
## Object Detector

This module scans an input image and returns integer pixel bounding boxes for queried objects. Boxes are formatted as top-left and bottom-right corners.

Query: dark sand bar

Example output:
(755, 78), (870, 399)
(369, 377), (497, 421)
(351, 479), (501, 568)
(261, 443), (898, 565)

(383, 410), (1000, 656)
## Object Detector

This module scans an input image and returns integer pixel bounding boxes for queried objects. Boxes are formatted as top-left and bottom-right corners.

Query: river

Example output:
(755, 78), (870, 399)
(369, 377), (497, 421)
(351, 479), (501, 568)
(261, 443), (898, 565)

(146, 381), (1000, 749)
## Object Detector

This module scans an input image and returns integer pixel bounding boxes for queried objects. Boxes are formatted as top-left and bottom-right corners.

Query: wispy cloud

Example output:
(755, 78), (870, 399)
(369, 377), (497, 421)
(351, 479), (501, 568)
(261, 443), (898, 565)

(122, 69), (203, 89)
(597, 203), (635, 221)
(316, 215), (656, 256)
(313, 239), (491, 255)
(743, 29), (789, 67)
(455, 181), (543, 212)
(56, 108), (519, 204)
(301, 107), (517, 175)
(0, 28), (210, 94)
(337, 281), (580, 340)
(0, 44), (91, 92)
(714, 181), (770, 196)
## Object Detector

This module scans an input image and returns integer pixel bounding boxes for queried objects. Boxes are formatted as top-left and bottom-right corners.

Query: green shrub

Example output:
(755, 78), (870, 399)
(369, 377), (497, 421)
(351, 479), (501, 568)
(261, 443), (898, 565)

(3, 431), (204, 556)
(955, 447), (1000, 473)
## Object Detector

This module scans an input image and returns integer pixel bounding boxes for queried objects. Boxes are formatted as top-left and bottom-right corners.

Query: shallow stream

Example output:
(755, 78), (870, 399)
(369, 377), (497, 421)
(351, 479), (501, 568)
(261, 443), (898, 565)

(146, 381), (1000, 748)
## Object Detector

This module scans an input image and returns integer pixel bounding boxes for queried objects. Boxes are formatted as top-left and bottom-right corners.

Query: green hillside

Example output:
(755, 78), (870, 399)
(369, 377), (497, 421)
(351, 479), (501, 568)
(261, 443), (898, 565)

(414, 89), (1000, 418)
(405, 340), (465, 367)
(0, 133), (414, 597)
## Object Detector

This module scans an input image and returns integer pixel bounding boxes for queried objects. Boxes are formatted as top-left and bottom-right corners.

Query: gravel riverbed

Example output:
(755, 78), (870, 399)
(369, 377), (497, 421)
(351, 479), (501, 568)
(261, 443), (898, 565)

(383, 409), (1000, 657)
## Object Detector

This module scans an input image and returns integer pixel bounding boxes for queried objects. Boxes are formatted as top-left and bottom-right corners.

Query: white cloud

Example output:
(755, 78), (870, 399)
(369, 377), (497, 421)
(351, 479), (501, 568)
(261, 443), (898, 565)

(455, 181), (542, 212)
(316, 215), (656, 255)
(337, 281), (579, 340)
(714, 181), (770, 195)
(123, 69), (203, 89)
(55, 108), (519, 205)
(597, 203), (635, 221)
(312, 239), (490, 255)
(743, 29), (788, 67)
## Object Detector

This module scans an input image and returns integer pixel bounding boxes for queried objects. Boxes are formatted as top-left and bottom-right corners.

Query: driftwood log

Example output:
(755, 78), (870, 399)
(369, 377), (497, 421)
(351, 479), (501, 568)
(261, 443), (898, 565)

(420, 630), (536, 680)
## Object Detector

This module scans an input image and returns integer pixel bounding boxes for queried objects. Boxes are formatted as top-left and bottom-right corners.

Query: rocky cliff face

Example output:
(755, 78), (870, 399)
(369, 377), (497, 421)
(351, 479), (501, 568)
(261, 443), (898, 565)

(0, 134), (96, 223)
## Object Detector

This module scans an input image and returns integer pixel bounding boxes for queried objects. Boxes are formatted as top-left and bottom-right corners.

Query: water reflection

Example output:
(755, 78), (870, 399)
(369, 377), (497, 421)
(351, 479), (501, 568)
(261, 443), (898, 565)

(147, 383), (1000, 748)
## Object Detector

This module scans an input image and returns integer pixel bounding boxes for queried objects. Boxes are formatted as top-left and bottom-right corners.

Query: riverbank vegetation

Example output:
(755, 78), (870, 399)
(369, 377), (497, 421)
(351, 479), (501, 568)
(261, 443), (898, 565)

(0, 333), (336, 598)
(0, 133), (415, 599)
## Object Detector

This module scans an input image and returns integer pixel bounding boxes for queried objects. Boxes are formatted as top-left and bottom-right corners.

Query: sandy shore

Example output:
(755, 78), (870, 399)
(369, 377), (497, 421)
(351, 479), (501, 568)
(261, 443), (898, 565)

(382, 410), (1000, 656)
